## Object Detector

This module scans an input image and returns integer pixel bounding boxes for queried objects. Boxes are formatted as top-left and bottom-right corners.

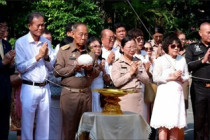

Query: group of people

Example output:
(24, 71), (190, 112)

(0, 11), (210, 140)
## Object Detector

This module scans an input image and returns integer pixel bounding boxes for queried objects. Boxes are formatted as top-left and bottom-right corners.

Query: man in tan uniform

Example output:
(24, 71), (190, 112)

(54, 23), (100, 140)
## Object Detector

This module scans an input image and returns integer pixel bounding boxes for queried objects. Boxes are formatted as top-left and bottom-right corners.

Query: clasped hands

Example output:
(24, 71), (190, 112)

(171, 70), (183, 83)
(202, 48), (210, 64)
(2, 50), (15, 66)
(36, 42), (49, 61)
(129, 61), (140, 76)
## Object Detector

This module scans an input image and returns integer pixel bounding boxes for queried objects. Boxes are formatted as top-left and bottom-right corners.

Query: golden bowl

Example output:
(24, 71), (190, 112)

(93, 89), (136, 97)
(93, 88), (137, 115)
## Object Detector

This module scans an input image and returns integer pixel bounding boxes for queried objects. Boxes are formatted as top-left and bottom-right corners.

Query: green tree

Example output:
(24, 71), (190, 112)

(102, 0), (202, 40)
(5, 0), (104, 46)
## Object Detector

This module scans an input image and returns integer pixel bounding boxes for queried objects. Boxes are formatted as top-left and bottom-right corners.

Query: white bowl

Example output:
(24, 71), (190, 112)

(77, 54), (93, 65)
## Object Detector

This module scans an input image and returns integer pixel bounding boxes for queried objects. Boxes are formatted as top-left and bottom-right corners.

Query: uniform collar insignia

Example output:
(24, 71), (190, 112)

(194, 45), (201, 52)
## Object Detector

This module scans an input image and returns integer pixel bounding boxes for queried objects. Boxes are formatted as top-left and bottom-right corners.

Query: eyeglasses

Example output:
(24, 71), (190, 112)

(144, 47), (153, 51)
(136, 37), (144, 42)
(105, 36), (115, 41)
(124, 46), (137, 50)
(89, 45), (101, 48)
(170, 44), (181, 49)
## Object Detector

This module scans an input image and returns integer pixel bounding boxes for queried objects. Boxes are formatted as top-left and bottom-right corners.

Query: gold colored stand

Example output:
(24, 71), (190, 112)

(93, 89), (136, 115)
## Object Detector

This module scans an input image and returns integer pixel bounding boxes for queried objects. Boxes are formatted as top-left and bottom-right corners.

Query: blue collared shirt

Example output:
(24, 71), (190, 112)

(15, 32), (55, 83)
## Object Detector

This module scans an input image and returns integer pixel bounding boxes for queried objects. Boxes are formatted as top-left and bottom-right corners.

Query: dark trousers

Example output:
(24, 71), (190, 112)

(191, 81), (210, 140)
(60, 88), (91, 140)
(0, 97), (11, 140)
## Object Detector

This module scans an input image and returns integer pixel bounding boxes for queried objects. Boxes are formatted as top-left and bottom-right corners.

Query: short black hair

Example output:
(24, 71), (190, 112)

(85, 36), (102, 60)
(127, 28), (144, 39)
(27, 12), (44, 24)
(65, 22), (74, 33)
(43, 29), (51, 34)
(60, 37), (73, 47)
(113, 22), (126, 33)
(72, 22), (87, 32)
(0, 15), (8, 24)
(120, 36), (135, 54)
(162, 34), (181, 54)
(152, 25), (164, 35)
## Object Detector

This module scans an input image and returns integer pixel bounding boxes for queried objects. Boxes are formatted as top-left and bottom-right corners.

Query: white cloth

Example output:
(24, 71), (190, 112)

(15, 32), (55, 83)
(134, 50), (147, 62)
(91, 60), (103, 112)
(150, 54), (189, 129)
(76, 112), (151, 140)
(15, 32), (55, 140)
(20, 84), (51, 140)
(0, 39), (4, 59)
(49, 98), (63, 140)
(102, 46), (121, 75)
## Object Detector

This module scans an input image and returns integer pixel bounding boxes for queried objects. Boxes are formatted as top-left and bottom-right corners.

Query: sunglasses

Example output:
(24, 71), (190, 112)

(144, 47), (153, 51)
(170, 44), (181, 49)
(136, 37), (144, 43)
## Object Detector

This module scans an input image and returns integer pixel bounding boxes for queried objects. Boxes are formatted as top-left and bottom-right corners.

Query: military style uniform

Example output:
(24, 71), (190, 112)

(185, 42), (210, 140)
(54, 43), (100, 140)
(111, 56), (149, 121)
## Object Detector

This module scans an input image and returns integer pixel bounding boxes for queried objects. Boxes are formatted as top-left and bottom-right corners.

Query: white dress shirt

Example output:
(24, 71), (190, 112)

(102, 46), (121, 75)
(15, 32), (55, 83)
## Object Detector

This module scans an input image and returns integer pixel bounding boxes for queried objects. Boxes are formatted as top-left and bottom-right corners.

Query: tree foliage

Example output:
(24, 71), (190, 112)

(102, 0), (203, 40)
(1, 0), (208, 45)
(5, 0), (104, 46)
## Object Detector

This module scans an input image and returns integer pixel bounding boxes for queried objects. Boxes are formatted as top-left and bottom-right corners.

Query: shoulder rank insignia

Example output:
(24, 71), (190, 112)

(61, 44), (70, 50)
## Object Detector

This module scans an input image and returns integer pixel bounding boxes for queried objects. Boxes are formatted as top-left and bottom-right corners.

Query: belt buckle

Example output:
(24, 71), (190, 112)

(206, 83), (210, 88)
(39, 82), (46, 86)
(80, 89), (84, 93)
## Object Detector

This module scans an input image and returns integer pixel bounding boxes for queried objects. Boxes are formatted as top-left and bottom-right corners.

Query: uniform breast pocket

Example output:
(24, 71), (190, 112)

(67, 58), (76, 66)
(120, 67), (128, 76)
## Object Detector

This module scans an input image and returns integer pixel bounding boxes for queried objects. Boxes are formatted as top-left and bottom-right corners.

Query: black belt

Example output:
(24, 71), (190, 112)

(22, 80), (48, 87)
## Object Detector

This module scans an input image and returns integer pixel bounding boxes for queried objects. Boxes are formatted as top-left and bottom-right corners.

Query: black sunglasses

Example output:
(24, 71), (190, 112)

(144, 47), (153, 51)
(170, 44), (181, 49)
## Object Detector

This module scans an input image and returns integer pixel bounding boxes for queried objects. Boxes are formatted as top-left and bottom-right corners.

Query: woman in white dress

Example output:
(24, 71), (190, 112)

(86, 37), (110, 112)
(150, 34), (189, 140)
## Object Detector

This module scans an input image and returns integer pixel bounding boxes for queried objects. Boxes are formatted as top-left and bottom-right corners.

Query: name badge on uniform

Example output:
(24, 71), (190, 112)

(121, 66), (127, 69)
(69, 57), (76, 60)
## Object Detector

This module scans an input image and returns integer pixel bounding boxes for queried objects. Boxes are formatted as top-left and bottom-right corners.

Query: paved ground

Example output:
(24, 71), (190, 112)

(8, 100), (194, 140)
(184, 99), (194, 140)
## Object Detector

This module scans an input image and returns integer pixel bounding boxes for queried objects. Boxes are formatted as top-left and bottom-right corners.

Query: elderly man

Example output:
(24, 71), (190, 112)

(185, 22), (210, 140)
(101, 29), (121, 73)
(15, 12), (54, 140)
(54, 22), (99, 140)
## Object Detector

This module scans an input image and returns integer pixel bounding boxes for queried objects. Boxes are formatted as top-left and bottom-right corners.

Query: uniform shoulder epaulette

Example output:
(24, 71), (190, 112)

(61, 44), (70, 50)
(114, 58), (119, 62)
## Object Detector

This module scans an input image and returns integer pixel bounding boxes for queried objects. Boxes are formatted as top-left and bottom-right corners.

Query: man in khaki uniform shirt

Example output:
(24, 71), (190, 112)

(54, 23), (99, 140)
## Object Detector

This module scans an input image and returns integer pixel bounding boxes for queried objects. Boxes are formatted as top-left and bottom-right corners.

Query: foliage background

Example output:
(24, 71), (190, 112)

(0, 0), (209, 47)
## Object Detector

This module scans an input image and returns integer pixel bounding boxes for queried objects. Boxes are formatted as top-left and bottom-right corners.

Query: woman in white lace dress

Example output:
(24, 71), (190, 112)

(150, 34), (189, 140)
